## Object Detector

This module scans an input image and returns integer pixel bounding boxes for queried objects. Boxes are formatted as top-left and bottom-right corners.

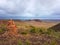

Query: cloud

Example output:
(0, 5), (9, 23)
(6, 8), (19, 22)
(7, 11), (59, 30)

(0, 0), (60, 19)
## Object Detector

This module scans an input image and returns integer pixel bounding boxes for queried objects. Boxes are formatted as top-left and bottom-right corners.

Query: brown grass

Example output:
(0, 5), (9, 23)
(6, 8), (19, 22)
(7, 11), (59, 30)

(0, 20), (60, 45)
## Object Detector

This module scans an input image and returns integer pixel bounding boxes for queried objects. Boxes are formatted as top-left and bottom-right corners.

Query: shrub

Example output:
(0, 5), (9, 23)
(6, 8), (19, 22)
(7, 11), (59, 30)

(0, 29), (3, 34)
(25, 40), (30, 45)
(50, 40), (57, 45)
(54, 32), (60, 38)
(44, 42), (49, 45)
(46, 29), (55, 35)
(30, 26), (36, 33)
(21, 31), (28, 35)
(18, 40), (22, 45)
(30, 26), (47, 34)
(0, 24), (6, 34)
(37, 28), (47, 34)
(38, 28), (44, 34)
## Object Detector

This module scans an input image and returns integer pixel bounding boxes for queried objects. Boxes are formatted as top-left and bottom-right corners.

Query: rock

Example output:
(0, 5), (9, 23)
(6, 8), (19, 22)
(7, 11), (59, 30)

(6, 19), (18, 37)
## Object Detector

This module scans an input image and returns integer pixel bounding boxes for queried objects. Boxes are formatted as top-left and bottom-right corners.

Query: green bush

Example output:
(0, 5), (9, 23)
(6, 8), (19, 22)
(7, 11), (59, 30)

(54, 32), (60, 38)
(0, 28), (6, 34)
(50, 40), (57, 45)
(30, 26), (36, 33)
(30, 26), (46, 34)
(25, 40), (30, 45)
(0, 29), (3, 34)
(44, 42), (49, 45)
(0, 24), (6, 34)
(46, 29), (55, 35)
(38, 28), (44, 34)
(36, 28), (47, 34)
(21, 31), (28, 35)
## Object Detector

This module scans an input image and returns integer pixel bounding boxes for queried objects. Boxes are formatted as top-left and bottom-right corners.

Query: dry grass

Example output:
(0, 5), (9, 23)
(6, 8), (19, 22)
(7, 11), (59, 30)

(0, 20), (60, 45)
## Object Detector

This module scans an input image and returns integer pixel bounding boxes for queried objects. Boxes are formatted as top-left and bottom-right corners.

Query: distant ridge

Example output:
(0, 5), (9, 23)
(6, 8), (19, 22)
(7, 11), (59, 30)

(26, 19), (42, 22)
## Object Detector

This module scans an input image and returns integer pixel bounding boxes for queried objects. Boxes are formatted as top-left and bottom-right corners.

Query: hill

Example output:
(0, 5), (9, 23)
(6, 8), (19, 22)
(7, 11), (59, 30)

(48, 23), (60, 31)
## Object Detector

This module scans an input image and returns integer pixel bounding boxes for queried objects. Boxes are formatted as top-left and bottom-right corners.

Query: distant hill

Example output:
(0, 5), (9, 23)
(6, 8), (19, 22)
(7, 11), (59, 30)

(26, 19), (42, 22)
(0, 19), (59, 29)
(42, 19), (60, 22)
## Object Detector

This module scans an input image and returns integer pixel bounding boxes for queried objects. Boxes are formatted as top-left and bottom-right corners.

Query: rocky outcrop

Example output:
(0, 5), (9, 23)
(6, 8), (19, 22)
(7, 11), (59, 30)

(6, 19), (18, 37)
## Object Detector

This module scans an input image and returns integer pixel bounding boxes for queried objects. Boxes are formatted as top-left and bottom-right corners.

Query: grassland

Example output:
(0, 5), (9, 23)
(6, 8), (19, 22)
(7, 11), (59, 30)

(0, 20), (60, 45)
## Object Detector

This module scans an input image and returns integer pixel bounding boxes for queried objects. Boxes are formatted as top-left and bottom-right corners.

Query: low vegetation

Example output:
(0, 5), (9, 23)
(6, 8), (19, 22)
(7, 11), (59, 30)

(20, 31), (28, 35)
(0, 24), (6, 34)
(18, 39), (23, 45)
(0, 20), (60, 45)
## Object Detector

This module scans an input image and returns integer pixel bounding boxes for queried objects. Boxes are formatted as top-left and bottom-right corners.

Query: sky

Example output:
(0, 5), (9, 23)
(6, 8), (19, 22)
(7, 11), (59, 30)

(0, 0), (60, 19)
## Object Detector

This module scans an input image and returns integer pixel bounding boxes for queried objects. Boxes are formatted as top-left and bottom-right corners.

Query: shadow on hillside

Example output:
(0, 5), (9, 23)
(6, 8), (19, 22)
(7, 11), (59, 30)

(48, 23), (60, 31)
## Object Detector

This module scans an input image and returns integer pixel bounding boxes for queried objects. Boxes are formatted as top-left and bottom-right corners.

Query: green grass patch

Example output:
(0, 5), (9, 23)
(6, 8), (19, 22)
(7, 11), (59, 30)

(25, 40), (31, 45)
(18, 39), (23, 45)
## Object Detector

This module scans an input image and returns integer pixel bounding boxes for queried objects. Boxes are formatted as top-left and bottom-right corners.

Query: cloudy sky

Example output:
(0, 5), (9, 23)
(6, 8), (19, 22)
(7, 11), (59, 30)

(0, 0), (60, 19)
